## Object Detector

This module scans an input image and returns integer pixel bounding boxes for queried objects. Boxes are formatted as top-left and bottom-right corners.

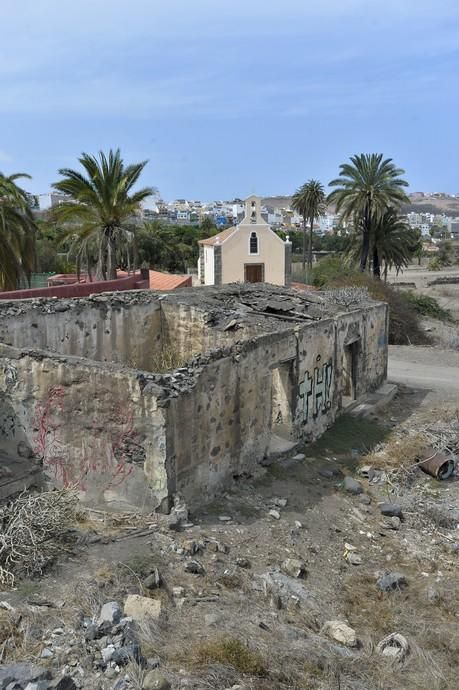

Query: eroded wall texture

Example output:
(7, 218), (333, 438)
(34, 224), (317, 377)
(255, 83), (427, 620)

(0, 345), (168, 511)
(0, 287), (388, 511)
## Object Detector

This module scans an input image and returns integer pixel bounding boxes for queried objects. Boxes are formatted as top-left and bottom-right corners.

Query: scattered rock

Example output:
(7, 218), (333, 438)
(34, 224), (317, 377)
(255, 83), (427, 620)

(0, 663), (51, 687)
(204, 612), (221, 627)
(343, 477), (363, 495)
(380, 503), (403, 519)
(377, 571), (408, 592)
(322, 620), (358, 647)
(293, 453), (305, 461)
(218, 515), (232, 522)
(281, 558), (307, 579)
(273, 497), (288, 508)
(269, 509), (281, 520)
(389, 516), (401, 530)
(376, 632), (409, 661)
(124, 595), (162, 623)
(40, 647), (54, 659)
(184, 559), (205, 575)
(359, 494), (371, 505)
(143, 567), (162, 590)
(346, 552), (362, 566)
(236, 558), (251, 568)
(49, 677), (78, 690)
(142, 670), (171, 690)
(294, 520), (303, 529)
(97, 601), (122, 626)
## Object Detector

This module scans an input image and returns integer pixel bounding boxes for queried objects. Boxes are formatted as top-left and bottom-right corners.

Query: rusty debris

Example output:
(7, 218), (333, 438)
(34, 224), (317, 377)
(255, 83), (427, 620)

(418, 447), (456, 480)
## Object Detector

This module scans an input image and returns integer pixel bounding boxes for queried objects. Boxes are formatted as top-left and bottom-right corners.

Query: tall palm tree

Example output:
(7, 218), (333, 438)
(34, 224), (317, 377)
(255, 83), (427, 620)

(346, 209), (415, 279)
(52, 149), (154, 280)
(328, 154), (409, 272)
(0, 172), (37, 291)
(292, 180), (326, 272)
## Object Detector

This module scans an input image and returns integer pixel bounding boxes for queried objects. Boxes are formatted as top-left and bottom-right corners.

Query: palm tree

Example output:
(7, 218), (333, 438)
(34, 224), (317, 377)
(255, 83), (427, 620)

(346, 209), (415, 279)
(52, 149), (154, 280)
(328, 154), (409, 272)
(292, 180), (326, 272)
(0, 172), (37, 291)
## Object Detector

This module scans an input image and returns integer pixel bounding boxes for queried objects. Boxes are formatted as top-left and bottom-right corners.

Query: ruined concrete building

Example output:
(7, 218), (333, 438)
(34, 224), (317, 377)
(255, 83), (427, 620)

(0, 284), (388, 511)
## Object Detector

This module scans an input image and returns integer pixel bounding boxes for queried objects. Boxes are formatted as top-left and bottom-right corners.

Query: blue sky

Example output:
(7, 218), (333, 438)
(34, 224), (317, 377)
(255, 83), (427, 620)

(1, 0), (459, 199)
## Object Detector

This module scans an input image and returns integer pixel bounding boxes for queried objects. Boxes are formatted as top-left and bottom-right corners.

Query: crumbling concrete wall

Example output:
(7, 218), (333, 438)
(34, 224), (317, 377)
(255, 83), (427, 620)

(0, 345), (169, 512)
(164, 304), (388, 504)
(0, 286), (388, 511)
(0, 295), (163, 370)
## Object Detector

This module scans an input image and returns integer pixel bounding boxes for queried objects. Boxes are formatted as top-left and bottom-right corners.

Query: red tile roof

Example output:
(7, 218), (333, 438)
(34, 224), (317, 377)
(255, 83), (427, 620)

(149, 270), (192, 290)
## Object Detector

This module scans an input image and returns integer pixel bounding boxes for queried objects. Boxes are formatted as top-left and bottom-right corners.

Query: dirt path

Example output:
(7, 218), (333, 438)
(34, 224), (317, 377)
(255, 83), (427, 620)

(388, 345), (459, 399)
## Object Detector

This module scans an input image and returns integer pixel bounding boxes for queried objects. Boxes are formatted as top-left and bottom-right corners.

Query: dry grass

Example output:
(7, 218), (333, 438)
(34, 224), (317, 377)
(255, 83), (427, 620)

(362, 432), (428, 472)
(190, 637), (267, 677)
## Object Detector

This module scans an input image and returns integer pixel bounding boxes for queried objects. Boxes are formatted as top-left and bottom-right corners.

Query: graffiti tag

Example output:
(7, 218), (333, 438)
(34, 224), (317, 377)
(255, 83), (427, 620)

(299, 357), (333, 422)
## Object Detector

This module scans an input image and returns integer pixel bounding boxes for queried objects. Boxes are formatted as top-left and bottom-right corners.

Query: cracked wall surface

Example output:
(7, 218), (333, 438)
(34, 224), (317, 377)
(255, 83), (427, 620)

(0, 284), (388, 511)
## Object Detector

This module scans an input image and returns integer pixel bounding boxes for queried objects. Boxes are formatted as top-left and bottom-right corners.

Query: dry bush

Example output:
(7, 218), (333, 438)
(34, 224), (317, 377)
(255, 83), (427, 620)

(0, 488), (78, 587)
(363, 432), (428, 472)
(190, 637), (267, 677)
(151, 345), (186, 373)
(0, 609), (45, 663)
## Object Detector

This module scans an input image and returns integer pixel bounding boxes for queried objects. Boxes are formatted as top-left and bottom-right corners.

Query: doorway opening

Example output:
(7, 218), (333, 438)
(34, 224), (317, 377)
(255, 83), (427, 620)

(271, 360), (295, 442)
(342, 340), (359, 408)
(244, 263), (264, 283)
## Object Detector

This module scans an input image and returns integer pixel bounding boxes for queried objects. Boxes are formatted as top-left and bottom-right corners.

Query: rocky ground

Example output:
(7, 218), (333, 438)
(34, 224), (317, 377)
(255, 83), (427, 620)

(1, 385), (459, 690)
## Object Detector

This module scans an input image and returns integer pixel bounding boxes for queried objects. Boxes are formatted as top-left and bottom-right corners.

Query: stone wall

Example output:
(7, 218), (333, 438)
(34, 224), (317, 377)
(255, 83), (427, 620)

(0, 345), (169, 512)
(0, 295), (163, 370)
(165, 304), (388, 504)
(0, 286), (388, 511)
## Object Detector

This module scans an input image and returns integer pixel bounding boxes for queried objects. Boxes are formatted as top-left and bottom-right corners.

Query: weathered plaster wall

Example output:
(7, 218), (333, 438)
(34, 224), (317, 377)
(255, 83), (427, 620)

(0, 286), (388, 511)
(0, 345), (168, 512)
(0, 296), (163, 370)
(165, 303), (388, 504)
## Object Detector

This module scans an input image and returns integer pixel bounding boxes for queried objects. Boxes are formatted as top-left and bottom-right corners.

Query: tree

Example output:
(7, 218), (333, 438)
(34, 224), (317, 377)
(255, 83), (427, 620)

(292, 180), (326, 271)
(328, 154), (409, 272)
(0, 172), (37, 290)
(346, 209), (416, 279)
(52, 149), (154, 280)
(136, 222), (198, 273)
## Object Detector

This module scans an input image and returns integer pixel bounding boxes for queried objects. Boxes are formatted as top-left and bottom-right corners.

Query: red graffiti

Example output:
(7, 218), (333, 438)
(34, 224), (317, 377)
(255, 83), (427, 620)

(33, 387), (138, 492)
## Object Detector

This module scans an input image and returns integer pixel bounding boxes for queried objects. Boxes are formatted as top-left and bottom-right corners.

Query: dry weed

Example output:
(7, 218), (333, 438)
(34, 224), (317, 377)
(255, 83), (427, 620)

(189, 637), (267, 677)
(363, 432), (428, 472)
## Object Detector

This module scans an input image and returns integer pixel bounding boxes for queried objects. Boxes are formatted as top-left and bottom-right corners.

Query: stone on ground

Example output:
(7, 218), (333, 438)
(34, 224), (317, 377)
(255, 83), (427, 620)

(343, 477), (363, 495)
(123, 595), (162, 623)
(322, 620), (358, 647)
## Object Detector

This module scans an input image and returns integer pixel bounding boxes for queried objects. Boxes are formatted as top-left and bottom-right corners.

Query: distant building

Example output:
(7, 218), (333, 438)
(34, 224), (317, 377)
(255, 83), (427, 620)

(198, 195), (291, 287)
(37, 192), (69, 211)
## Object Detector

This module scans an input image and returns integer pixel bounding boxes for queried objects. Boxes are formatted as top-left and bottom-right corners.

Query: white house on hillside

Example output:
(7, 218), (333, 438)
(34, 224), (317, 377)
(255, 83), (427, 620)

(198, 196), (292, 286)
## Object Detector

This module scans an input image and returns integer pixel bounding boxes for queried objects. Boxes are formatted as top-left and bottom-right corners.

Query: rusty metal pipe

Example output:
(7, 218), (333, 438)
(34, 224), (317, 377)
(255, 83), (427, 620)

(419, 450), (455, 480)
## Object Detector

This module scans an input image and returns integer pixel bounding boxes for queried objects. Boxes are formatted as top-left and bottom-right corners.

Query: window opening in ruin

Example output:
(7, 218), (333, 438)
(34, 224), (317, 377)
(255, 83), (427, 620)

(342, 340), (359, 407)
(271, 360), (295, 441)
(249, 231), (259, 254)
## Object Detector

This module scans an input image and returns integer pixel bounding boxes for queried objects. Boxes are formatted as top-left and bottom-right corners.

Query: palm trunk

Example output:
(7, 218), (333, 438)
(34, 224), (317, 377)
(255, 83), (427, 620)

(373, 247), (381, 278)
(360, 204), (372, 272)
(107, 230), (117, 280)
(308, 218), (313, 271)
(302, 217), (306, 273)
(360, 227), (370, 272)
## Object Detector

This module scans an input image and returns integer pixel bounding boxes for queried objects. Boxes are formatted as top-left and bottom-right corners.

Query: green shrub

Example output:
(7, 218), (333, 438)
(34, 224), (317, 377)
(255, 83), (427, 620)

(403, 291), (453, 322)
(311, 258), (430, 345)
(311, 255), (357, 288)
